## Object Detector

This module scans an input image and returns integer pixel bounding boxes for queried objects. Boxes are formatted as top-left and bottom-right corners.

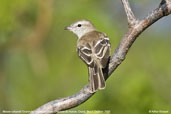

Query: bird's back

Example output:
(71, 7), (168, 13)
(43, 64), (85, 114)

(77, 31), (107, 47)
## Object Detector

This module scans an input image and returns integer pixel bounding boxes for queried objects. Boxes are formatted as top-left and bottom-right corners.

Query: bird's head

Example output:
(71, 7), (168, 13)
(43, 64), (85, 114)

(65, 19), (96, 38)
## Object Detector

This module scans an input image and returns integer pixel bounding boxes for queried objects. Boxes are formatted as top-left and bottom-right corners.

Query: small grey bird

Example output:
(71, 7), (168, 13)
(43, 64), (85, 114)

(65, 19), (111, 93)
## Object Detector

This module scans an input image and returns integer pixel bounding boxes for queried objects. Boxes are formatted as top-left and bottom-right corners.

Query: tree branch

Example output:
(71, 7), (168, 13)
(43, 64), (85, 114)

(121, 0), (138, 27)
(30, 0), (171, 114)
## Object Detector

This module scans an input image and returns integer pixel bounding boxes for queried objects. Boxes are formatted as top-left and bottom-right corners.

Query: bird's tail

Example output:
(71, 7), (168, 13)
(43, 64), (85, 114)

(88, 64), (106, 93)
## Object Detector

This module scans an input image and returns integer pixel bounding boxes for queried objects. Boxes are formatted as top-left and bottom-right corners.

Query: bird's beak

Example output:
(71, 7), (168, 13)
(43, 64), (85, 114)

(64, 26), (69, 30)
(64, 26), (72, 30)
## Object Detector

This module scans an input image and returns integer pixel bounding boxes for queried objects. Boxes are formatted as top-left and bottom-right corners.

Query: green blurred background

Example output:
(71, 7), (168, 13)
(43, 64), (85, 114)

(0, 0), (171, 114)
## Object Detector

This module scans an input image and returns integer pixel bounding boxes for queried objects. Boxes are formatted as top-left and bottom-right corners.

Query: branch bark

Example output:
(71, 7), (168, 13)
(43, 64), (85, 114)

(30, 0), (171, 114)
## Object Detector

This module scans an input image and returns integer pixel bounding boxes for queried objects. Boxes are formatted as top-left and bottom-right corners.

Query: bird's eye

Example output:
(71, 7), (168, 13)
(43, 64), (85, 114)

(77, 24), (82, 27)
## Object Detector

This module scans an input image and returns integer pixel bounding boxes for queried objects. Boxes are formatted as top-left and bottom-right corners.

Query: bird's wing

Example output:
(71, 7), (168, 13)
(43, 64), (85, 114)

(77, 43), (94, 67)
(77, 37), (110, 68)
(93, 37), (110, 68)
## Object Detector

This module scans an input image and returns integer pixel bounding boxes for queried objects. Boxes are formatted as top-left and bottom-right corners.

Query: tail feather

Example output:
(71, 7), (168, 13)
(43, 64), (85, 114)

(88, 64), (106, 93)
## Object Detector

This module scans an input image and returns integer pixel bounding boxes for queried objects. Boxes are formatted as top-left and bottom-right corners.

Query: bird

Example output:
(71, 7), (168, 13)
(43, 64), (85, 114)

(65, 19), (111, 93)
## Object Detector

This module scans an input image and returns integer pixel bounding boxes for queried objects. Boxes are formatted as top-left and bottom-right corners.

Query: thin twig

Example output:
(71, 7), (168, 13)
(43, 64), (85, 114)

(121, 0), (137, 27)
(30, 0), (171, 114)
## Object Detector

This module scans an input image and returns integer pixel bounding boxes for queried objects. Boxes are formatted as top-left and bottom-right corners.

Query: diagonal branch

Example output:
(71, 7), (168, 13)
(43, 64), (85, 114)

(30, 0), (171, 114)
(107, 1), (171, 78)
(121, 0), (137, 27)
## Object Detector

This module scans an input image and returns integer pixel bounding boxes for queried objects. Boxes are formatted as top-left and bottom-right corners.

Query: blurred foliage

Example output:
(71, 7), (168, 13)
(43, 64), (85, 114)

(0, 0), (171, 114)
